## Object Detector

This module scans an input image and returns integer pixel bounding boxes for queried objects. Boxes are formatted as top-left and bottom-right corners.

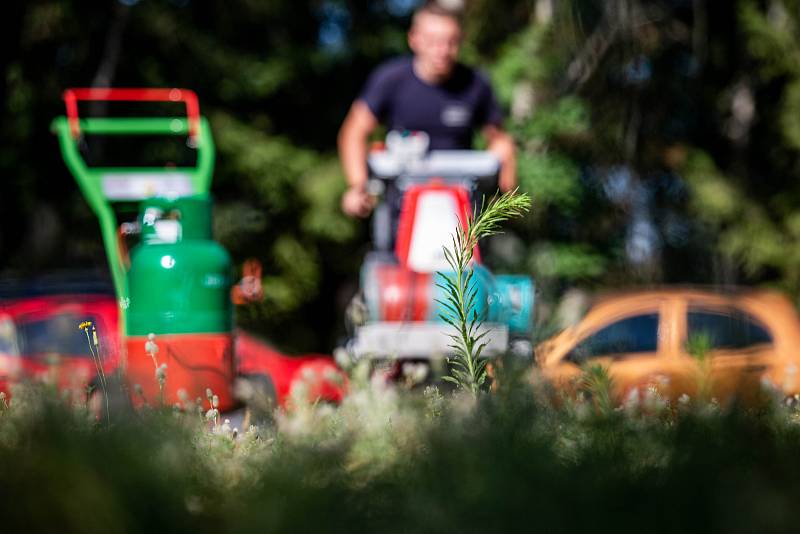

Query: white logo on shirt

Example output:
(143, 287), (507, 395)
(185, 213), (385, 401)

(441, 103), (471, 127)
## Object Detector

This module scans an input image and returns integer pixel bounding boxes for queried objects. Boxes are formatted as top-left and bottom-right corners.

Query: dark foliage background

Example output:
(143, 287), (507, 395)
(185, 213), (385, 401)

(3, 0), (800, 351)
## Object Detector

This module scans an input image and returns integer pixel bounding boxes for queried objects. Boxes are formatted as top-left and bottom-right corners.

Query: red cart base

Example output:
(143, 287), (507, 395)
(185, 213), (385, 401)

(126, 333), (235, 411)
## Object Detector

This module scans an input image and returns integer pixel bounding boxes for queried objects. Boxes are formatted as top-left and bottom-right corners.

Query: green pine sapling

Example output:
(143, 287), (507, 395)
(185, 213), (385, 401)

(436, 189), (531, 395)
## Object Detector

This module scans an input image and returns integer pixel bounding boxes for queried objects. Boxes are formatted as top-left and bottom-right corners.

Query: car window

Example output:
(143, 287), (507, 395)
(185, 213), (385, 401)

(687, 308), (772, 351)
(566, 313), (659, 364)
(0, 318), (17, 355)
(17, 313), (105, 358)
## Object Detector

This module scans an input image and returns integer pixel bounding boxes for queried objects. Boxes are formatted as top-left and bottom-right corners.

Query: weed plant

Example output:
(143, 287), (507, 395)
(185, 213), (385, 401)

(80, 320), (110, 422)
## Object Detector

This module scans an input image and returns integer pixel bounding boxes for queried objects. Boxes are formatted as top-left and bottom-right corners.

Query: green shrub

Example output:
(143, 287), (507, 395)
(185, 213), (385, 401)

(3, 372), (800, 533)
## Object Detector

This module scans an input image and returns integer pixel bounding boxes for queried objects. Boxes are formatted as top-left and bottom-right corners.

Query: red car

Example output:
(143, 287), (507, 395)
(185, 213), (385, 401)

(236, 329), (346, 407)
(0, 294), (121, 398)
(0, 311), (20, 394)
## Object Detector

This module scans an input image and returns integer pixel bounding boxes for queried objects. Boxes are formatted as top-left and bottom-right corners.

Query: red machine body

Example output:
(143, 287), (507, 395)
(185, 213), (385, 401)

(364, 180), (480, 323)
(126, 333), (235, 409)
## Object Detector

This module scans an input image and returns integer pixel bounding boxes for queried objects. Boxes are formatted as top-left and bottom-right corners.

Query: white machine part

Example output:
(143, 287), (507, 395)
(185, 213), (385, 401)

(385, 130), (430, 163)
(350, 322), (509, 360)
(101, 172), (194, 200)
(406, 191), (461, 273)
(368, 150), (500, 182)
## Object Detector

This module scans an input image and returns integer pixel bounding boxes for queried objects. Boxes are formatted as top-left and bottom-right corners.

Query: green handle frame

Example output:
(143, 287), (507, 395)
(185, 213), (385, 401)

(51, 116), (216, 332)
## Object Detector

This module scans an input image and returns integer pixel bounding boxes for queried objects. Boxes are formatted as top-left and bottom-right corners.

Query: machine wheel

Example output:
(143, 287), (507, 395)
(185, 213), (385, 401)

(234, 373), (278, 422)
(88, 372), (132, 421)
(345, 292), (368, 335)
(508, 338), (534, 362)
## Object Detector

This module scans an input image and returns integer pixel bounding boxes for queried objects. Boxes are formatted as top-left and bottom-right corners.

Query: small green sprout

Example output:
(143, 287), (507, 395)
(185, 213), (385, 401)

(579, 363), (614, 414)
(686, 332), (713, 401)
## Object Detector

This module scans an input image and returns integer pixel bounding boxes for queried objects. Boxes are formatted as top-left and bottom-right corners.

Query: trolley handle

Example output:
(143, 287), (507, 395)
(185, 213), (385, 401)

(63, 87), (201, 140)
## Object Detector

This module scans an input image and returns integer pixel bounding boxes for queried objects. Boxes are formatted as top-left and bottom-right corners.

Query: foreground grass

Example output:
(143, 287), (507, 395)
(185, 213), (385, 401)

(2, 368), (800, 533)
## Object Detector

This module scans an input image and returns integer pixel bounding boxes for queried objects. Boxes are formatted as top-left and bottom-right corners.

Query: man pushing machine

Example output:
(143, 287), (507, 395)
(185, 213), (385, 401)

(334, 1), (533, 373)
(337, 0), (517, 219)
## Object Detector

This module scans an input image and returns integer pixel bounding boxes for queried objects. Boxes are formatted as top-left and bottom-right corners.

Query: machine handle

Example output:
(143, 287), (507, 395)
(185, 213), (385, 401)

(367, 150), (501, 181)
(63, 87), (201, 140)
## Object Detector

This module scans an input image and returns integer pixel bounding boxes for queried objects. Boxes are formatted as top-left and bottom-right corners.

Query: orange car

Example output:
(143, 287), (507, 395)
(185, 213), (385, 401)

(536, 288), (800, 405)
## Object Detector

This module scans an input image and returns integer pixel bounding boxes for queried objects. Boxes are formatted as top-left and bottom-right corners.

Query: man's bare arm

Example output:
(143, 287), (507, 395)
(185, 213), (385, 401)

(338, 101), (379, 217)
(482, 124), (517, 192)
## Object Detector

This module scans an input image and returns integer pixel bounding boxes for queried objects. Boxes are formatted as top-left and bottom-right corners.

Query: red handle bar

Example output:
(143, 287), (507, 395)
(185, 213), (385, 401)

(63, 87), (201, 140)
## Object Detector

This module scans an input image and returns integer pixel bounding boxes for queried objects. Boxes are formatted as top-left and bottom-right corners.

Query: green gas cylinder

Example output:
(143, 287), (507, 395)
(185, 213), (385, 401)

(126, 196), (233, 336)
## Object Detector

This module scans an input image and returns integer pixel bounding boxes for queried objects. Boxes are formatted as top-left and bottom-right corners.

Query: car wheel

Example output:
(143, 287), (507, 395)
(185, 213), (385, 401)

(235, 373), (278, 422)
(89, 372), (132, 421)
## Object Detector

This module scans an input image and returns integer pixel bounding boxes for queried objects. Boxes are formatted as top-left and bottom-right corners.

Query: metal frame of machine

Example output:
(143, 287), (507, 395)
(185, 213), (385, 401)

(51, 88), (215, 318)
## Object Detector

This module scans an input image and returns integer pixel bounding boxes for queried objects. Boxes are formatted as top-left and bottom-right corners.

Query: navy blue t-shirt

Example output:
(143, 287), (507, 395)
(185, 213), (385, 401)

(358, 56), (503, 150)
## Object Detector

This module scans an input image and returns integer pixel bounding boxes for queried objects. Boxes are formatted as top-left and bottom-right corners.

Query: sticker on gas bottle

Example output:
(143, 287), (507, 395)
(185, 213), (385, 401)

(203, 274), (226, 288)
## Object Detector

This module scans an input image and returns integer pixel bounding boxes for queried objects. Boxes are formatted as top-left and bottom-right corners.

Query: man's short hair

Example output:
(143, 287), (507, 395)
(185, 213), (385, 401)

(412, 1), (464, 27)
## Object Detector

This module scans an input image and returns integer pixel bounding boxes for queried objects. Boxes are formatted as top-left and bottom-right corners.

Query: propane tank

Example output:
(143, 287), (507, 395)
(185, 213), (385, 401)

(125, 196), (235, 410)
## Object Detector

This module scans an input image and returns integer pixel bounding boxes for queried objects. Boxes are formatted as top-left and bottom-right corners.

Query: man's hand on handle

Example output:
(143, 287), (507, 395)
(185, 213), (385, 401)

(341, 185), (376, 218)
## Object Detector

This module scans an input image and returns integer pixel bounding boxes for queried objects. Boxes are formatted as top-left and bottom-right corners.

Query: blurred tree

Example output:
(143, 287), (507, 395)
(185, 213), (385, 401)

(482, 0), (800, 308)
(6, 0), (800, 352)
(0, 0), (413, 351)
(685, 0), (800, 293)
